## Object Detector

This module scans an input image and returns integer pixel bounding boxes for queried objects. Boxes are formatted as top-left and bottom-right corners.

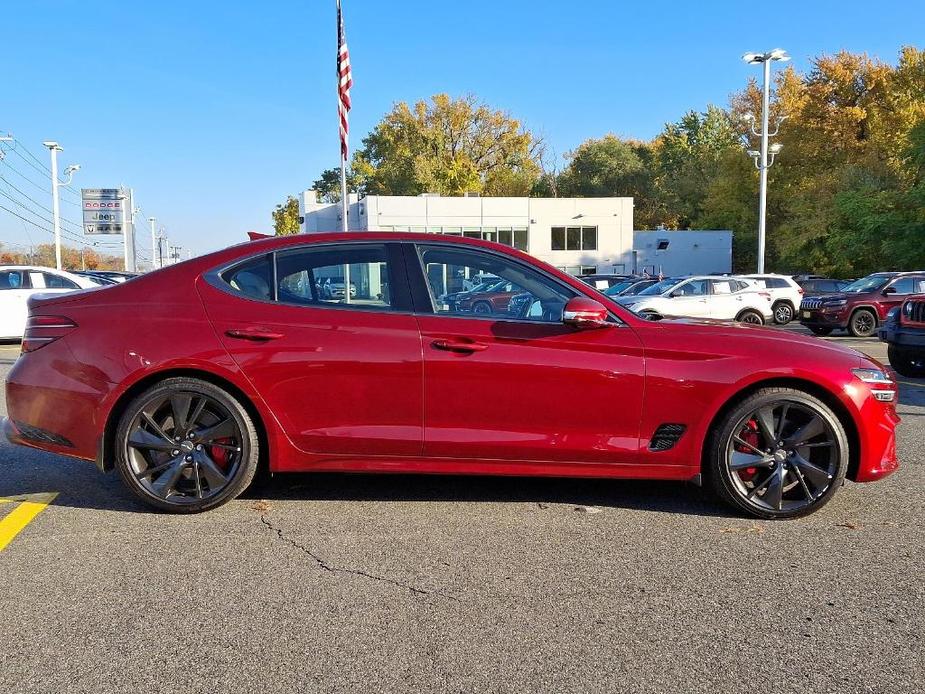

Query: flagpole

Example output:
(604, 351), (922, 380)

(339, 155), (348, 232)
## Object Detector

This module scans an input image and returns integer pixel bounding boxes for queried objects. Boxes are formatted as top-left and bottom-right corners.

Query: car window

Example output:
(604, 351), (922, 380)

(275, 244), (392, 310)
(222, 254), (274, 301)
(42, 273), (80, 289)
(766, 277), (789, 289)
(0, 270), (31, 290)
(888, 277), (916, 295)
(675, 279), (708, 297)
(710, 279), (734, 295)
(417, 245), (576, 322)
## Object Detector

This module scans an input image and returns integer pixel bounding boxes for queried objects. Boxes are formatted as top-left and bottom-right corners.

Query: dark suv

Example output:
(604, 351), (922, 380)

(879, 295), (925, 377)
(799, 272), (925, 337)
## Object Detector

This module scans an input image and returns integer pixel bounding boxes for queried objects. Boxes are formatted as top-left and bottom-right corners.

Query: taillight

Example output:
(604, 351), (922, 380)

(759, 291), (772, 301)
(798, 287), (805, 295)
(21, 315), (78, 353)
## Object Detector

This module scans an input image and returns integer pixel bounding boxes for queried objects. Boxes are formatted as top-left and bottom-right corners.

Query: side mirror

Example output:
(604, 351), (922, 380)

(562, 296), (611, 330)
(669, 290), (680, 298)
(883, 286), (897, 295)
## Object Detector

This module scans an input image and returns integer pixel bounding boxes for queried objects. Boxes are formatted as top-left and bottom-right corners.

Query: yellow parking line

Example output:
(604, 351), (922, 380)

(0, 492), (58, 552)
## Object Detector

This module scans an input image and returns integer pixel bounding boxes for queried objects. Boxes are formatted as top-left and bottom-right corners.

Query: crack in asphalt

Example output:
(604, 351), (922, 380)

(259, 514), (460, 602)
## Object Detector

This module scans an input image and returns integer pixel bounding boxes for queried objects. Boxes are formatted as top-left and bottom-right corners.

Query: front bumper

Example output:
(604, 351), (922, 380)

(878, 322), (925, 347)
(799, 308), (848, 328)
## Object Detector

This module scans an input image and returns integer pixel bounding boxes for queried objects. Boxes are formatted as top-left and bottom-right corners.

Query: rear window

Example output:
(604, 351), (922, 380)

(42, 273), (80, 289)
(765, 277), (790, 289)
(0, 270), (30, 290)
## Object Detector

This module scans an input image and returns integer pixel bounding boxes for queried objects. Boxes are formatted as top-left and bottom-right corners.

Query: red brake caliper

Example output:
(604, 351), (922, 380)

(734, 419), (761, 480)
(209, 438), (233, 469)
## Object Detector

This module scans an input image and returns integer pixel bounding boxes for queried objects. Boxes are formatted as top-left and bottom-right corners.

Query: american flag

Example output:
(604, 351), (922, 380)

(336, 0), (352, 161)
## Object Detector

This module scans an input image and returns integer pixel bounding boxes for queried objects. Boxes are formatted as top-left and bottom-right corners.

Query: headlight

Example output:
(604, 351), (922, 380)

(903, 302), (913, 318)
(852, 368), (896, 402)
(824, 299), (847, 307)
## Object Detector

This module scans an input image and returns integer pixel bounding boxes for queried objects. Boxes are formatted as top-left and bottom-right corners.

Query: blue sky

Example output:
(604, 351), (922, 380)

(2, 0), (921, 260)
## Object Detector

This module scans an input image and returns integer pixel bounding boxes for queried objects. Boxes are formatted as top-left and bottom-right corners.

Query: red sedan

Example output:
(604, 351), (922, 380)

(3, 233), (900, 518)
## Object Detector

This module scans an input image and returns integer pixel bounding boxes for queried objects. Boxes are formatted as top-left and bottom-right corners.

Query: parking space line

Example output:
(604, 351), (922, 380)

(0, 492), (58, 552)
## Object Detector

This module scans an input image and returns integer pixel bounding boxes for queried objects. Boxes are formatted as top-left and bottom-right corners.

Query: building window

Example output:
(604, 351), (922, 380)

(551, 226), (597, 251)
(580, 266), (597, 276)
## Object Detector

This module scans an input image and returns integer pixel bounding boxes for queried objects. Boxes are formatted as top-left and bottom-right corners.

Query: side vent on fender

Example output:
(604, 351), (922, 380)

(649, 423), (687, 451)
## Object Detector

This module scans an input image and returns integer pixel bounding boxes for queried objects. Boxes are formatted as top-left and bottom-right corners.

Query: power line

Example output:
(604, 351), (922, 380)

(0, 175), (85, 232)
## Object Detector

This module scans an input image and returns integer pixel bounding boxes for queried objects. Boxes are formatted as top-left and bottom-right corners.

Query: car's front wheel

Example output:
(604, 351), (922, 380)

(888, 345), (925, 378)
(848, 308), (878, 337)
(115, 377), (260, 513)
(706, 387), (848, 519)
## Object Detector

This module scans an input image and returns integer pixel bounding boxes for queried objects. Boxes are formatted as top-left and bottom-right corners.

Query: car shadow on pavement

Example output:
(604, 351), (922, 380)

(0, 441), (736, 517)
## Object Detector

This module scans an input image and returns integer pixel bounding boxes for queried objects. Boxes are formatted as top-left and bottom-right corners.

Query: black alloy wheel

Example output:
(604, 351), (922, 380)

(115, 377), (259, 513)
(737, 310), (764, 325)
(849, 309), (877, 338)
(707, 388), (848, 519)
(888, 345), (925, 378)
(472, 301), (493, 315)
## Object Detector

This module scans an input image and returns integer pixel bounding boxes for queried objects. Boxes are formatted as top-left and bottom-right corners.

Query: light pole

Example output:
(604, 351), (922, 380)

(42, 141), (80, 271)
(149, 217), (158, 270)
(742, 48), (789, 273)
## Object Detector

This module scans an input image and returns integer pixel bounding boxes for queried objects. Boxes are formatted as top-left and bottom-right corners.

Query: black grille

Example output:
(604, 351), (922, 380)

(649, 423), (687, 452)
(907, 300), (925, 324)
(12, 420), (74, 448)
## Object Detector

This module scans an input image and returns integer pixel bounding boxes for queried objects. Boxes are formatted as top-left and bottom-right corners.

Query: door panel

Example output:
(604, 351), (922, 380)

(417, 316), (645, 463)
(0, 270), (33, 338)
(411, 243), (645, 465)
(200, 244), (423, 457)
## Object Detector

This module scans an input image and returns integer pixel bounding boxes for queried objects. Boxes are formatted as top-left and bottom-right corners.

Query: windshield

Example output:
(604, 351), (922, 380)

(842, 275), (890, 294)
(604, 280), (636, 296)
(638, 278), (680, 296)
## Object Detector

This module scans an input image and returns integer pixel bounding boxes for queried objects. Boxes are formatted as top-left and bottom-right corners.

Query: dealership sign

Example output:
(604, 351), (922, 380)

(81, 188), (127, 235)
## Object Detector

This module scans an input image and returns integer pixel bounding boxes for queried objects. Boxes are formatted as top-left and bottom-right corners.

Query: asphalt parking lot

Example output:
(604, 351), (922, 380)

(1, 330), (923, 694)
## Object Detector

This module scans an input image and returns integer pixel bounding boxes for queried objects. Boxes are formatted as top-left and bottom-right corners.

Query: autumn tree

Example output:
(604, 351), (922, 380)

(272, 196), (301, 236)
(314, 94), (542, 198)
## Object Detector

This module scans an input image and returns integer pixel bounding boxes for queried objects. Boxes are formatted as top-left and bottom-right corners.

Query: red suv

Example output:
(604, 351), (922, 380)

(799, 272), (925, 337)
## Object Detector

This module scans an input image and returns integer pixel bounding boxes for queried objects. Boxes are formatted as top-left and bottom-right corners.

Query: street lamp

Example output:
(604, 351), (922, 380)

(742, 48), (790, 273)
(42, 141), (80, 271)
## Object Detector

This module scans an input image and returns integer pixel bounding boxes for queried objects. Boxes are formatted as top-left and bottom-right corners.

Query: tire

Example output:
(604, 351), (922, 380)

(705, 387), (848, 520)
(848, 308), (877, 337)
(888, 344), (925, 378)
(472, 301), (493, 315)
(808, 326), (833, 337)
(736, 309), (764, 325)
(772, 301), (794, 325)
(115, 377), (260, 513)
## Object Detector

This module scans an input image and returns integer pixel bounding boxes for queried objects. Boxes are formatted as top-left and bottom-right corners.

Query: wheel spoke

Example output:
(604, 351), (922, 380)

(786, 416), (825, 447)
(747, 469), (777, 499)
(732, 436), (767, 457)
(150, 459), (188, 498)
(170, 394), (193, 435)
(753, 406), (777, 447)
(208, 442), (242, 452)
(187, 397), (207, 433)
(194, 461), (203, 498)
(194, 418), (236, 444)
(775, 403), (791, 440)
(128, 429), (177, 453)
(197, 453), (229, 490)
(136, 457), (179, 480)
(760, 467), (784, 510)
(730, 450), (771, 470)
(791, 454), (833, 489)
(788, 461), (816, 501)
(140, 412), (175, 444)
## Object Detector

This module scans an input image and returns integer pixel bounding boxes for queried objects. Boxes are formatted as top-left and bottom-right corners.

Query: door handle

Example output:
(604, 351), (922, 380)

(432, 339), (488, 353)
(225, 328), (285, 341)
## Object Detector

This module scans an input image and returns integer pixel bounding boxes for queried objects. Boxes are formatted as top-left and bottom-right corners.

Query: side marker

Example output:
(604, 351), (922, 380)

(0, 492), (59, 552)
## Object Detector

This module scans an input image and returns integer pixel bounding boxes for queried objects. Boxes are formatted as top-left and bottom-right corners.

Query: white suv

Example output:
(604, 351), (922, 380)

(615, 276), (774, 324)
(0, 266), (99, 339)
(742, 274), (804, 325)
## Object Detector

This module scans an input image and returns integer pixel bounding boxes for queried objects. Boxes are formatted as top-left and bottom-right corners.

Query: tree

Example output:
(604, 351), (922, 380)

(331, 94), (542, 197)
(272, 196), (300, 236)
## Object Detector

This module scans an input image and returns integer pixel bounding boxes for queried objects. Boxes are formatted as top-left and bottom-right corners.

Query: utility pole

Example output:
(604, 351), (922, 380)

(43, 142), (63, 270)
(149, 217), (157, 270)
(123, 187), (136, 272)
(742, 49), (789, 273)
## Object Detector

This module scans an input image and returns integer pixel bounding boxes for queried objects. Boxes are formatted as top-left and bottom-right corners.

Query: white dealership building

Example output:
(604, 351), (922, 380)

(299, 191), (731, 276)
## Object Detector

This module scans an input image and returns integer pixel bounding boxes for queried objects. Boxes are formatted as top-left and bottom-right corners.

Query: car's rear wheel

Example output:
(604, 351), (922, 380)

(115, 377), (259, 513)
(888, 345), (925, 378)
(472, 301), (493, 315)
(736, 309), (764, 325)
(706, 387), (848, 519)
(772, 301), (794, 325)
(808, 326), (833, 337)
(848, 308), (877, 337)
